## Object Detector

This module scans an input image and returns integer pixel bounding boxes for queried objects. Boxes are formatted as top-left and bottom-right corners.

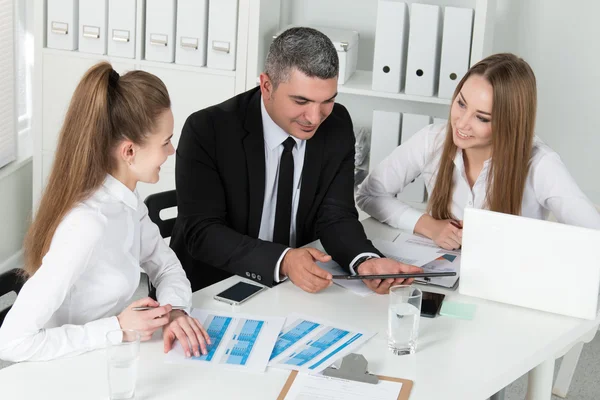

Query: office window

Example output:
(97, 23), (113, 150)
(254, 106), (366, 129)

(0, 0), (32, 169)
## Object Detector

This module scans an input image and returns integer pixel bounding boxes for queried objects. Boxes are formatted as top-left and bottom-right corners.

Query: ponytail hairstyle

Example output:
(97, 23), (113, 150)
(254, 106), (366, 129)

(427, 53), (537, 220)
(23, 62), (171, 277)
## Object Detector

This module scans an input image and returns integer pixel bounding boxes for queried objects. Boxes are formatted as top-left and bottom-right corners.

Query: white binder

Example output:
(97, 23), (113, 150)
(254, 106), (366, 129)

(372, 0), (409, 93)
(207, 0), (239, 70)
(176, 0), (209, 67)
(145, 0), (177, 63)
(369, 111), (402, 171)
(404, 4), (442, 97)
(433, 117), (448, 126)
(398, 113), (432, 202)
(438, 7), (474, 99)
(47, 0), (78, 51)
(107, 0), (136, 59)
(78, 0), (108, 55)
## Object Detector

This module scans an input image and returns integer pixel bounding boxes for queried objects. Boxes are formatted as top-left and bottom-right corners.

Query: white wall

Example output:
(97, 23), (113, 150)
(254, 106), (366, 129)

(493, 0), (600, 204)
(0, 161), (32, 272)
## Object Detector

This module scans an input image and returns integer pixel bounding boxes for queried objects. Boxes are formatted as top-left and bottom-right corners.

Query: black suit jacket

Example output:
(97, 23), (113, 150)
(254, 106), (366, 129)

(170, 87), (382, 291)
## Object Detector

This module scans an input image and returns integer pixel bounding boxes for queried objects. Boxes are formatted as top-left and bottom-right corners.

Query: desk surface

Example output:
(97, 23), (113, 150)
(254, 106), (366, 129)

(1, 218), (598, 400)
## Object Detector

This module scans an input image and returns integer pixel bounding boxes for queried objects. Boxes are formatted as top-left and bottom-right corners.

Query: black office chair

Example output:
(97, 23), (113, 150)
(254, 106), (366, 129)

(143, 190), (178, 300)
(0, 269), (25, 327)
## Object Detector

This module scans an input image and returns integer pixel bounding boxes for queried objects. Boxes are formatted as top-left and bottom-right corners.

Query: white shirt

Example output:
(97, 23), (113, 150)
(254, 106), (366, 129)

(356, 123), (600, 232)
(0, 175), (192, 362)
(259, 97), (376, 279)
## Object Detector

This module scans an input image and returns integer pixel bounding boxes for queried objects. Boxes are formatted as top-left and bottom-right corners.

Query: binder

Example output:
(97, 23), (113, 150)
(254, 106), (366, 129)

(398, 113), (432, 203)
(404, 4), (442, 97)
(176, 0), (209, 67)
(433, 117), (448, 126)
(438, 7), (474, 99)
(145, 0), (177, 63)
(369, 111), (402, 171)
(47, 0), (78, 51)
(372, 0), (409, 93)
(107, 0), (136, 59)
(207, 0), (239, 70)
(78, 0), (108, 55)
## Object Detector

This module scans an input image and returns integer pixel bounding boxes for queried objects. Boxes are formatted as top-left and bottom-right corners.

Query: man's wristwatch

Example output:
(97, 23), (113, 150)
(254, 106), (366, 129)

(353, 255), (377, 274)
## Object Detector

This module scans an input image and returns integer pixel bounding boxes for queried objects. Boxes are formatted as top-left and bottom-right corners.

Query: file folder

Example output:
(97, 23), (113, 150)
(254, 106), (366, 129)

(176, 0), (209, 67)
(405, 4), (442, 97)
(145, 0), (177, 63)
(47, 0), (78, 50)
(372, 0), (409, 93)
(398, 113), (431, 202)
(369, 111), (402, 171)
(207, 0), (239, 70)
(107, 0), (136, 59)
(438, 7), (474, 99)
(78, 0), (108, 55)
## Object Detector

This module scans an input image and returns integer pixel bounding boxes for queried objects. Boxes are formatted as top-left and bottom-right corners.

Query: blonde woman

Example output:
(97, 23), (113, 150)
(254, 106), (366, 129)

(0, 62), (210, 362)
(357, 53), (600, 250)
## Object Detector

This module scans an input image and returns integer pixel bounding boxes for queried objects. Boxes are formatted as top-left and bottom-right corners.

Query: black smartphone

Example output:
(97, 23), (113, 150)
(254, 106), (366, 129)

(421, 291), (446, 318)
(213, 282), (266, 305)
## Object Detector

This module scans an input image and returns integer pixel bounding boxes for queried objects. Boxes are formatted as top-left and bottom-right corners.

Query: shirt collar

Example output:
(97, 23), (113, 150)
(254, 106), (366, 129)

(260, 95), (302, 151)
(102, 174), (139, 210)
(453, 149), (492, 171)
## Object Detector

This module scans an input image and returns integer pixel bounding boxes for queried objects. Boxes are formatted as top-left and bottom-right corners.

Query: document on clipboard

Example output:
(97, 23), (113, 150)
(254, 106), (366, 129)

(277, 371), (413, 400)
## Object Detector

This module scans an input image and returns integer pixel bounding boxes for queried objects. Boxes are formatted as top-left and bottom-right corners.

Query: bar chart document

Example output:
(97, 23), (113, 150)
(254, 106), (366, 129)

(269, 314), (376, 373)
(165, 309), (285, 372)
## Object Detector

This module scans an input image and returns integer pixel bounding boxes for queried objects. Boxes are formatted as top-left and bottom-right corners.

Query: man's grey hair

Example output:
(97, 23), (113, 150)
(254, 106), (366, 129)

(265, 27), (339, 88)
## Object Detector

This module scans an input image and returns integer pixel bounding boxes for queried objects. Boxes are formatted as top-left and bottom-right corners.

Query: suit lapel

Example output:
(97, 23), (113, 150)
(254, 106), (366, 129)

(243, 91), (266, 238)
(296, 129), (324, 244)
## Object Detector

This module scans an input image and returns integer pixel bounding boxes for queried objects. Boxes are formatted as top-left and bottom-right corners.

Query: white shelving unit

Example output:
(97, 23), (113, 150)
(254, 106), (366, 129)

(32, 0), (496, 208)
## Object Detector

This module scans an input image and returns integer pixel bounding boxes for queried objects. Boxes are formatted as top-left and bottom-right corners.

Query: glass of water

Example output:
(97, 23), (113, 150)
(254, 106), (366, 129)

(388, 285), (422, 355)
(106, 329), (140, 400)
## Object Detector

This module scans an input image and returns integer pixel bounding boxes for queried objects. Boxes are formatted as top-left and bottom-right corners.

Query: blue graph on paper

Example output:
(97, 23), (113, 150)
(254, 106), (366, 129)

(191, 315), (232, 362)
(279, 327), (349, 366)
(220, 319), (264, 366)
(308, 333), (363, 370)
(269, 320), (321, 360)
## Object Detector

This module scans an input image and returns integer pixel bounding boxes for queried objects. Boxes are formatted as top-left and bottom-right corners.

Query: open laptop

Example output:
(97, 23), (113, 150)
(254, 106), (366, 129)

(460, 208), (600, 320)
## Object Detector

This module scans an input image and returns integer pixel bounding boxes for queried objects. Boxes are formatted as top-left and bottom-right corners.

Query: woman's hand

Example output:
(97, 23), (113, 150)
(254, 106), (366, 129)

(415, 214), (462, 250)
(117, 297), (172, 341)
(163, 310), (211, 358)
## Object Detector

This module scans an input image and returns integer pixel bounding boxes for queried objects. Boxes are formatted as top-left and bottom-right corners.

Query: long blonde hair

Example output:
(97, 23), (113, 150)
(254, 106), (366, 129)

(427, 53), (537, 220)
(23, 62), (170, 277)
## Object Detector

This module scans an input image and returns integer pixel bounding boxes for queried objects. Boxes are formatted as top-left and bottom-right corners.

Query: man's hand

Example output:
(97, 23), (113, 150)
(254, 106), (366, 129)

(280, 248), (333, 293)
(357, 258), (423, 295)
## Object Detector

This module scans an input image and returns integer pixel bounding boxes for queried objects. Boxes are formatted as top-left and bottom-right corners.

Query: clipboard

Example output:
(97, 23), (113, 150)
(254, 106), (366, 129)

(277, 370), (414, 400)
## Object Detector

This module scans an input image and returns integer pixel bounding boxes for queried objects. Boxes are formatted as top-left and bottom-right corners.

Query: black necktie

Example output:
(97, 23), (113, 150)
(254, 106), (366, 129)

(273, 137), (296, 246)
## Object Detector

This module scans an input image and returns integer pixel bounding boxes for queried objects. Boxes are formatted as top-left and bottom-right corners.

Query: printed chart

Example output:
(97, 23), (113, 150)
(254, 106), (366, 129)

(165, 309), (285, 373)
(268, 314), (375, 373)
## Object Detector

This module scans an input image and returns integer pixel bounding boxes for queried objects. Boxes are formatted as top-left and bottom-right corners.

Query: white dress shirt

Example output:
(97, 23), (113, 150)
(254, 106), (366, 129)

(357, 123), (600, 232)
(259, 97), (376, 280)
(0, 175), (192, 362)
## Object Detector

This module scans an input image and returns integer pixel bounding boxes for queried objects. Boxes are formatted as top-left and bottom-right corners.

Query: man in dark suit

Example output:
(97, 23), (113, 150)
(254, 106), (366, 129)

(170, 27), (421, 294)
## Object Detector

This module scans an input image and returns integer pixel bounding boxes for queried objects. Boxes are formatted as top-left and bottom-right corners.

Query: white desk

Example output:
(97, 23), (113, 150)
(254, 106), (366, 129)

(1, 218), (598, 400)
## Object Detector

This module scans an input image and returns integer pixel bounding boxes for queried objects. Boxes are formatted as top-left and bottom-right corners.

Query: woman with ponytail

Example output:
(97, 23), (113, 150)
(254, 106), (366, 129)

(0, 62), (210, 362)
(357, 53), (600, 250)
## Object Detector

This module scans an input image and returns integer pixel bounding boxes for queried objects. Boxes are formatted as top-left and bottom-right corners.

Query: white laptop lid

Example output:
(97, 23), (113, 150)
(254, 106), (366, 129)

(460, 208), (600, 320)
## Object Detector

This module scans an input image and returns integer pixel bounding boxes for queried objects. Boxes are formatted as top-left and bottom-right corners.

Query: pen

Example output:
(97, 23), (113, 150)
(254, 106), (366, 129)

(331, 272), (457, 280)
(450, 220), (463, 229)
(132, 306), (187, 311)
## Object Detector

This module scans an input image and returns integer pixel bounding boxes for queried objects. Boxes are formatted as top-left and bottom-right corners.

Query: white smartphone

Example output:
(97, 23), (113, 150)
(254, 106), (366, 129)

(213, 281), (266, 305)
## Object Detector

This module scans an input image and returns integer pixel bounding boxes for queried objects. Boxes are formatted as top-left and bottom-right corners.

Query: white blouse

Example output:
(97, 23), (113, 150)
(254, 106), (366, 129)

(0, 175), (192, 362)
(356, 123), (600, 232)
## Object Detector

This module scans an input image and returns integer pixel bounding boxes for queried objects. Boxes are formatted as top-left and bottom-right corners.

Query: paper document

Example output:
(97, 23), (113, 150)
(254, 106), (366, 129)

(283, 373), (403, 400)
(269, 313), (376, 373)
(388, 234), (461, 288)
(165, 309), (285, 372)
